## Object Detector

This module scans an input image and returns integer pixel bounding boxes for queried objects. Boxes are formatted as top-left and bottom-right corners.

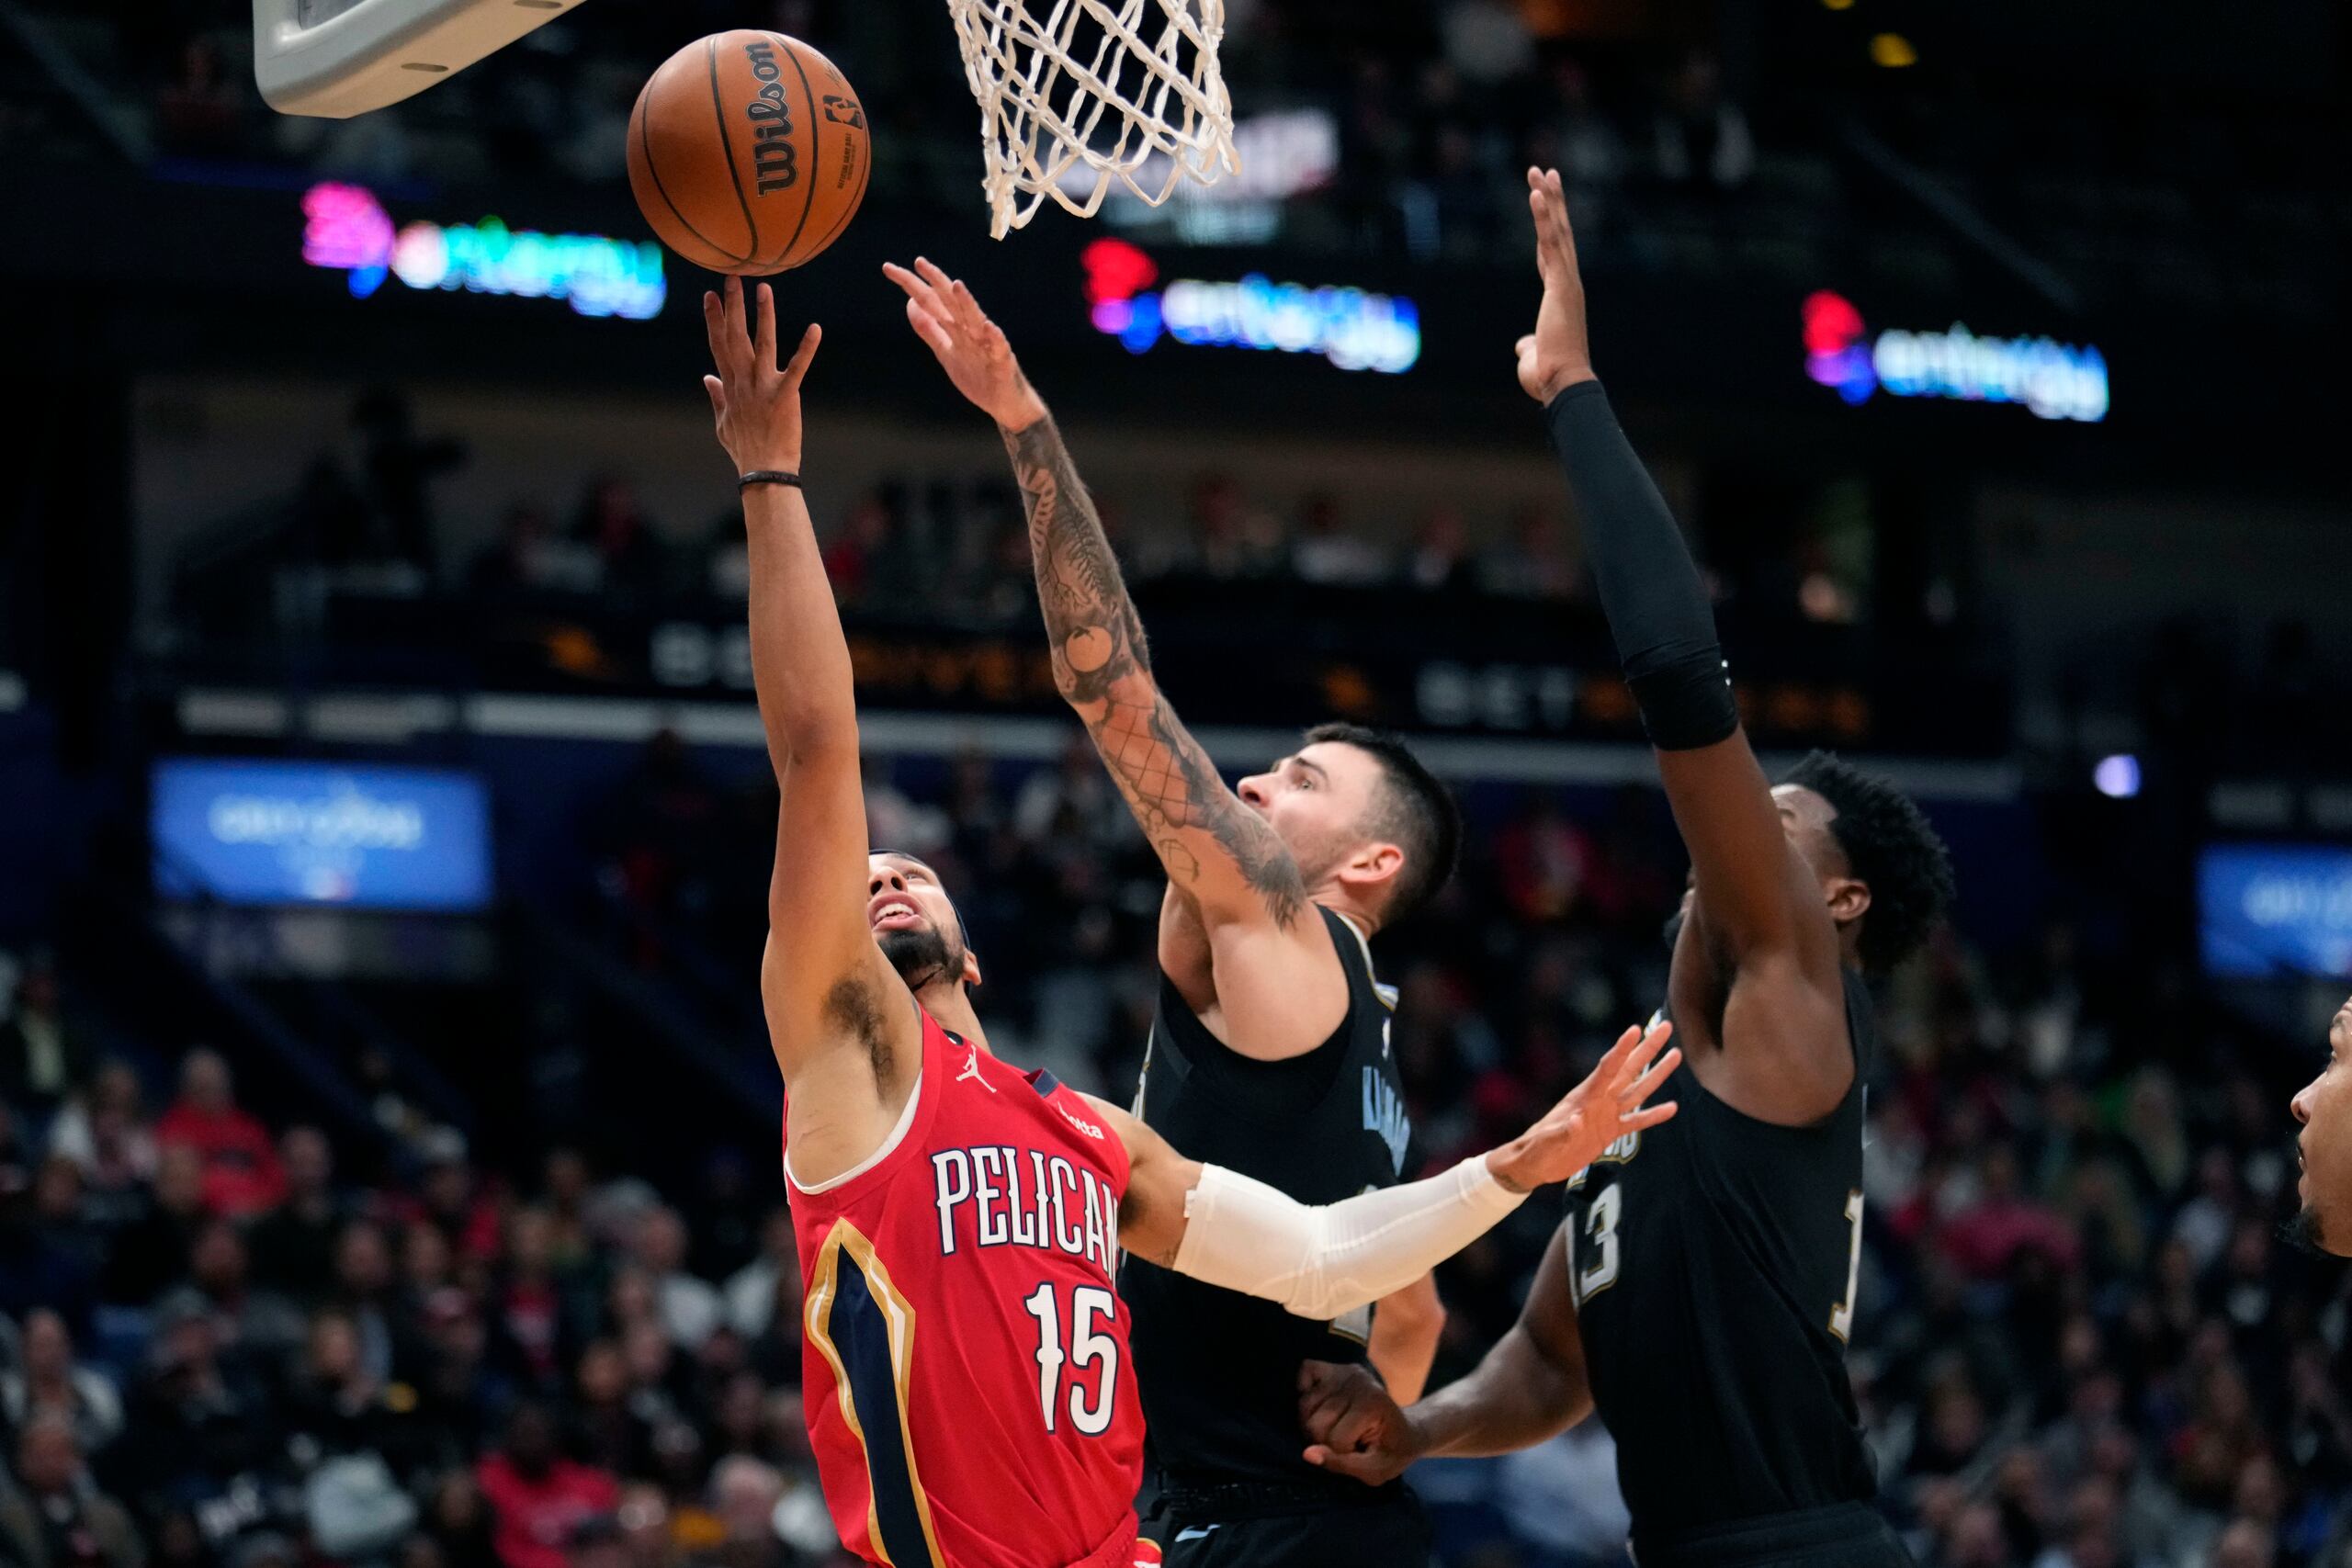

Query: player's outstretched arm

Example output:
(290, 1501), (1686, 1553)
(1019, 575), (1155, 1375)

(1297, 1224), (1593, 1483)
(1100, 1022), (1677, 1312)
(1518, 168), (1848, 1122)
(886, 257), (1347, 1054)
(704, 280), (919, 1122)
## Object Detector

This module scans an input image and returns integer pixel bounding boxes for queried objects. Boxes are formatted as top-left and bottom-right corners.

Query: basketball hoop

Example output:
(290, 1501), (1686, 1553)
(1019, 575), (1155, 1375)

(254, 0), (588, 118)
(944, 0), (1239, 238)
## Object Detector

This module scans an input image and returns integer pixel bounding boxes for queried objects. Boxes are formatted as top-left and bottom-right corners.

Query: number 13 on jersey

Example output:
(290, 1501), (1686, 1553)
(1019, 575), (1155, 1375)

(1567, 1186), (1867, 1336)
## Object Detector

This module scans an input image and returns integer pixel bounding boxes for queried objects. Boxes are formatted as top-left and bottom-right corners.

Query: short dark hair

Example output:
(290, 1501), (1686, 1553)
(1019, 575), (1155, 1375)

(1780, 750), (1954, 976)
(1303, 723), (1461, 926)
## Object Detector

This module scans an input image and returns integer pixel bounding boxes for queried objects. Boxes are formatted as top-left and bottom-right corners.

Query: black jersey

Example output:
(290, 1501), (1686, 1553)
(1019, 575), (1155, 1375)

(1561, 968), (1881, 1539)
(1123, 906), (1410, 1487)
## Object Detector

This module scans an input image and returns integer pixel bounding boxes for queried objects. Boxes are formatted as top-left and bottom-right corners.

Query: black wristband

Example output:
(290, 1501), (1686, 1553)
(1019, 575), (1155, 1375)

(739, 469), (802, 491)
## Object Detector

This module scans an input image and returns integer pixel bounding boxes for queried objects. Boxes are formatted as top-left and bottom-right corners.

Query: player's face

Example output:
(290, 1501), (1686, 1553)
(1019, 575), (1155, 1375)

(865, 853), (978, 990)
(2288, 999), (2352, 1256)
(1674, 784), (1869, 940)
(1238, 741), (1385, 890)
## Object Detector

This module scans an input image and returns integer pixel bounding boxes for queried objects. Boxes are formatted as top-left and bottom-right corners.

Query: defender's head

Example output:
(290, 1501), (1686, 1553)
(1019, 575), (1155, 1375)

(1705, 750), (1953, 976)
(1236, 724), (1460, 932)
(2289, 998), (2352, 1257)
(865, 852), (980, 995)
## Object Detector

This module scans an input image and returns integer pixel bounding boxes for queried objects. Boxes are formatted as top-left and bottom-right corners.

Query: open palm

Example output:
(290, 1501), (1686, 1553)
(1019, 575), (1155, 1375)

(1513, 166), (1598, 403)
(882, 257), (1046, 430)
(1489, 1021), (1679, 1191)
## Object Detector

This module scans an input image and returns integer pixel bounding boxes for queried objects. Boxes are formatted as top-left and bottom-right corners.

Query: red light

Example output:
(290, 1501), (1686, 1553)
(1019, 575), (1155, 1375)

(1080, 236), (1159, 305)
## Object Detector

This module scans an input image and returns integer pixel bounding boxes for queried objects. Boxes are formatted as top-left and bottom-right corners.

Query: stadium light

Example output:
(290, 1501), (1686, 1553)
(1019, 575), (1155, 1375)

(2094, 755), (2142, 799)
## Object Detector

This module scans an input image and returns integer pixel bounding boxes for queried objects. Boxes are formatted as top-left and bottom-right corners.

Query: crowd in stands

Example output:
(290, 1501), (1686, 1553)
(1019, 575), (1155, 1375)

(6, 705), (2337, 1568)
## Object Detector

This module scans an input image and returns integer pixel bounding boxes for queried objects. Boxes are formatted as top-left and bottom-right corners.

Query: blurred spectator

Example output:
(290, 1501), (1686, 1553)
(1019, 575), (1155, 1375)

(1291, 493), (1388, 585)
(43, 1062), (154, 1195)
(1480, 507), (1582, 601)
(117, 1295), (278, 1506)
(153, 1051), (286, 1219)
(472, 505), (598, 598)
(632, 1208), (723, 1353)
(155, 1217), (307, 1377)
(99, 1143), (209, 1306)
(1651, 52), (1753, 190)
(247, 1126), (345, 1299)
(573, 479), (669, 607)
(475, 1403), (619, 1568)
(282, 1308), (449, 1481)
(0, 1414), (143, 1568)
(1405, 506), (1476, 592)
(0, 1159), (100, 1329)
(1439, 0), (1534, 86)
(721, 1208), (797, 1342)
(0, 1309), (124, 1459)
(1012, 736), (1130, 857)
(0, 954), (84, 1122)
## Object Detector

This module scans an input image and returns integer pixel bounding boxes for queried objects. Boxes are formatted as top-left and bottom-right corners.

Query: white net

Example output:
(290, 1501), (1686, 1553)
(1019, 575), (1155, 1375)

(946, 0), (1238, 238)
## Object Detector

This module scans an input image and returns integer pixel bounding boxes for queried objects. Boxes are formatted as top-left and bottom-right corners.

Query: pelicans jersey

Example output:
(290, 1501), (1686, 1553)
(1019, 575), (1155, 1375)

(786, 1010), (1150, 1568)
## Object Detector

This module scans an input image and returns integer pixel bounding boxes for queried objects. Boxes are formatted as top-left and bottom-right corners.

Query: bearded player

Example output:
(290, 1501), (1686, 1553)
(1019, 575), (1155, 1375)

(1292, 173), (1956, 1568)
(701, 277), (1681, 1568)
(887, 257), (1467, 1568)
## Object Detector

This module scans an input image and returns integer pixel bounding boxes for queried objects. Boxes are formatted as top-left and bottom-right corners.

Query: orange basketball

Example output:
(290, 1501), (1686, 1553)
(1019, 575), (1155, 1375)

(627, 30), (870, 275)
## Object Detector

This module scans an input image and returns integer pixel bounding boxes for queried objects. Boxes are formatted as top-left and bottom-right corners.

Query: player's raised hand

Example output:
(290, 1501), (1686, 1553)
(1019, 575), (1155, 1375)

(1298, 1361), (1424, 1485)
(1486, 1021), (1679, 1193)
(1514, 167), (1597, 404)
(702, 277), (820, 474)
(882, 257), (1047, 431)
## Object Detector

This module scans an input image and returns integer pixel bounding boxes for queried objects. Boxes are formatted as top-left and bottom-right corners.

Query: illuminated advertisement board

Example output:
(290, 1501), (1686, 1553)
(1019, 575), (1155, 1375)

(1804, 289), (2107, 423)
(302, 181), (665, 321)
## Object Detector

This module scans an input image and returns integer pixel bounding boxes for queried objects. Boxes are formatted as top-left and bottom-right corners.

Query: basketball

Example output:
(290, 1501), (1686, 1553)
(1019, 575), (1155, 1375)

(627, 29), (870, 275)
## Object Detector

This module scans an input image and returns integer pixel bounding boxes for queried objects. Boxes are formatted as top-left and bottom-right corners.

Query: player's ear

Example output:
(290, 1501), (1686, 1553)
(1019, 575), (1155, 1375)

(1340, 841), (1404, 897)
(961, 947), (984, 991)
(1826, 874), (1871, 932)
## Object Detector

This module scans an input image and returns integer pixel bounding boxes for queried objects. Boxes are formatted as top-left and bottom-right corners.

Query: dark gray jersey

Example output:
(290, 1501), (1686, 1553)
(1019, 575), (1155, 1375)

(1562, 968), (1881, 1536)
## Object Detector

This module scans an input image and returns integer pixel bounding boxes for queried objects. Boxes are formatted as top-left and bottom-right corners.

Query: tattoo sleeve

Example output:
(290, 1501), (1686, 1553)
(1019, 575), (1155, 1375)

(1001, 412), (1306, 927)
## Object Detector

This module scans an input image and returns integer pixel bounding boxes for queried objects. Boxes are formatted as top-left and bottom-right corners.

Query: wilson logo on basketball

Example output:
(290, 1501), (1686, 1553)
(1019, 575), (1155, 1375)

(741, 39), (800, 195)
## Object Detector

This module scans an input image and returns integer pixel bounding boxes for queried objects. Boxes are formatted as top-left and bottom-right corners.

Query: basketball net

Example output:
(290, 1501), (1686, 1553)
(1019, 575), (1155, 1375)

(944, 0), (1238, 238)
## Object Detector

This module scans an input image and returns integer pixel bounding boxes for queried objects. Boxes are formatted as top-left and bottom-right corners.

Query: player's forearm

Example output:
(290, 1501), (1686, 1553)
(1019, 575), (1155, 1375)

(1367, 1278), (1444, 1405)
(743, 483), (858, 773)
(1001, 412), (1306, 925)
(1001, 408), (1156, 705)
(1407, 1325), (1590, 1458)
(1169, 1157), (1527, 1320)
(1544, 382), (1736, 752)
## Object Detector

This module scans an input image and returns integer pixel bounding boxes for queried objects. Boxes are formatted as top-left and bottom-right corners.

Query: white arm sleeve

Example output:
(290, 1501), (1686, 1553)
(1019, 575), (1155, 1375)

(1168, 1156), (1528, 1321)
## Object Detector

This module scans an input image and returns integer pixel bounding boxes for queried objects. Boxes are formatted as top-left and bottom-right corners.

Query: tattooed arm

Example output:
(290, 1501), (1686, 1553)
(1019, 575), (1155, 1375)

(888, 258), (1350, 1056)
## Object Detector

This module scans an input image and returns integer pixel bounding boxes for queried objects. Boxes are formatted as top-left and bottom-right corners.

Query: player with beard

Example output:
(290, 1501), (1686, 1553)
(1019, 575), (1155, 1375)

(888, 258), (1464, 1568)
(2289, 995), (2352, 1257)
(1291, 172), (1956, 1568)
(704, 278), (1681, 1568)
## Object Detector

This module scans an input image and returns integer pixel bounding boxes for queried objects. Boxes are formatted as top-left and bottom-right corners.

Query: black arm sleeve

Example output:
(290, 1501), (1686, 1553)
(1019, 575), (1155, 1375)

(1545, 379), (1738, 751)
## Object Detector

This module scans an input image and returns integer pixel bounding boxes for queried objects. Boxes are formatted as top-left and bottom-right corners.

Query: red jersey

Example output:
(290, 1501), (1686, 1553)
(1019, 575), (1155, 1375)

(786, 1010), (1146, 1568)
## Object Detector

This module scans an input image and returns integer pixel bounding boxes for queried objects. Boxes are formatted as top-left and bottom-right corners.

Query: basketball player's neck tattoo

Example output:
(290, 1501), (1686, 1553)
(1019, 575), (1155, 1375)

(1001, 412), (1305, 928)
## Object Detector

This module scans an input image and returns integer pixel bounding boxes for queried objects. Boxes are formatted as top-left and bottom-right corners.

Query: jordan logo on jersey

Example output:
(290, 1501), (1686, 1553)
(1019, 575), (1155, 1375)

(1361, 1067), (1410, 1176)
(957, 1045), (998, 1092)
(931, 1145), (1121, 1274)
